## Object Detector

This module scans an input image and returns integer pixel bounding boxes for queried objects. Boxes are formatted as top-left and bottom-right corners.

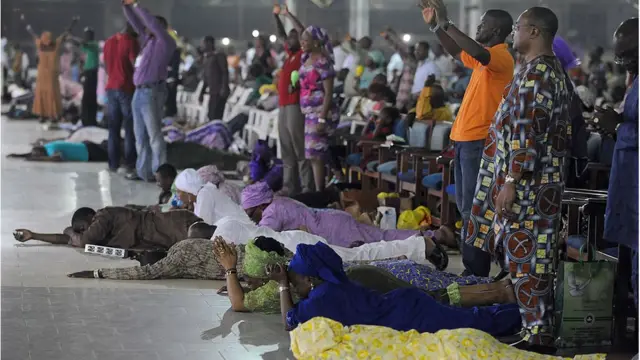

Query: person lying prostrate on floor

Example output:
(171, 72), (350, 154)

(197, 165), (242, 205)
(174, 168), (250, 225)
(7, 140), (108, 162)
(213, 216), (446, 267)
(67, 222), (449, 281)
(13, 206), (202, 250)
(269, 242), (521, 335)
(125, 163), (177, 212)
(240, 183), (450, 267)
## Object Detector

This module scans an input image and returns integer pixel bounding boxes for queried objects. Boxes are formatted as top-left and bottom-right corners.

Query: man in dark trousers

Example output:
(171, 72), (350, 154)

(79, 28), (100, 126)
(200, 36), (229, 121)
(103, 24), (139, 174)
(165, 45), (181, 120)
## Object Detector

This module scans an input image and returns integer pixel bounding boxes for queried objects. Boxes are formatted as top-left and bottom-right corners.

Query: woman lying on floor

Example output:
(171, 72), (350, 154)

(213, 237), (517, 328)
(67, 217), (449, 281)
(265, 241), (520, 336)
(240, 182), (449, 269)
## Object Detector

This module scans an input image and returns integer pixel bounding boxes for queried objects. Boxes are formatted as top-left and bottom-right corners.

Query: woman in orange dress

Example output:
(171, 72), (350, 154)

(22, 15), (77, 122)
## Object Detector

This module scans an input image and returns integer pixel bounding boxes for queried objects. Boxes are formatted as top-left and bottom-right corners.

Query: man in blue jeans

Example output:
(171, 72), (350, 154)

(424, 4), (514, 276)
(103, 24), (139, 173)
(123, 0), (176, 181)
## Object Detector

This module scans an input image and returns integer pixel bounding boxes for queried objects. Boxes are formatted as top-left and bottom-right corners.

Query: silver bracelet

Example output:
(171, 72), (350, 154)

(279, 286), (290, 293)
(429, 23), (441, 33)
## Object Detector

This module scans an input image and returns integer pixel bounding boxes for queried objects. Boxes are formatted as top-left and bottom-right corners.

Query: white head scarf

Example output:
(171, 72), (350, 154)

(174, 168), (205, 196)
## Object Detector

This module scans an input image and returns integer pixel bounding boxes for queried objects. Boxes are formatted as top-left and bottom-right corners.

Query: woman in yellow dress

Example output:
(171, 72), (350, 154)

(290, 317), (606, 360)
(21, 15), (77, 122)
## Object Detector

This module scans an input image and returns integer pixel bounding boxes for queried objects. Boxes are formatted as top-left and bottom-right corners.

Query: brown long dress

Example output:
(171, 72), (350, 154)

(32, 33), (63, 119)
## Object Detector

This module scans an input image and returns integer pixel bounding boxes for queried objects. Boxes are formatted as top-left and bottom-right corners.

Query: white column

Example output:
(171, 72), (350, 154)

(285, 0), (297, 33)
(458, 0), (467, 35)
(467, 0), (483, 37)
(349, 0), (369, 38)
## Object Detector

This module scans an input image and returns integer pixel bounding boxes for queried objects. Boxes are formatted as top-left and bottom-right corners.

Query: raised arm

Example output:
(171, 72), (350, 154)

(122, 2), (147, 40)
(273, 6), (287, 39)
(381, 28), (413, 60)
(57, 17), (79, 43)
(423, 1), (489, 65)
(281, 5), (305, 34)
(19, 15), (39, 42)
(128, 2), (173, 44)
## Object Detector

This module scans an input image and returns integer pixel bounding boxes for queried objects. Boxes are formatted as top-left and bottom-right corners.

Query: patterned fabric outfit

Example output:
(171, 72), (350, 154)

(33, 33), (64, 119)
(465, 55), (571, 346)
(344, 259), (492, 291)
(299, 53), (339, 160)
(290, 318), (606, 360)
(99, 239), (244, 280)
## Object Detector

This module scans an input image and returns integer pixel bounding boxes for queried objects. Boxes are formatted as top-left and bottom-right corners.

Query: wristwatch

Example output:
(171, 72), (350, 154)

(442, 19), (454, 31)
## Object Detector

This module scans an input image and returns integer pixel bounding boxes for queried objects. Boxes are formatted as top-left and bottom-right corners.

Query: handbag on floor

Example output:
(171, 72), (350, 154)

(554, 245), (615, 348)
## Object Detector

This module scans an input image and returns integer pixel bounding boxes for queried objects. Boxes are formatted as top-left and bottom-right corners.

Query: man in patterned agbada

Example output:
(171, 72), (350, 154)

(465, 7), (571, 350)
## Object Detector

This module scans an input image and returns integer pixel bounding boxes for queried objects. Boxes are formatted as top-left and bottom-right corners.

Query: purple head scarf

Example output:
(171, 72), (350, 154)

(249, 140), (273, 182)
(241, 181), (274, 210)
(302, 25), (334, 65)
(553, 36), (581, 71)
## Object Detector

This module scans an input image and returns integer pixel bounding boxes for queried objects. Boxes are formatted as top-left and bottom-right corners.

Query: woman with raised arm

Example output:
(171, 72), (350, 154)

(20, 15), (77, 123)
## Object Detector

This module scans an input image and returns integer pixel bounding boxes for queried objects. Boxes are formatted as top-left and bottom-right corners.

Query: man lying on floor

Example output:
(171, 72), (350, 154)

(14, 206), (202, 252)
(65, 216), (448, 280)
(7, 140), (109, 162)
(7, 140), (248, 171)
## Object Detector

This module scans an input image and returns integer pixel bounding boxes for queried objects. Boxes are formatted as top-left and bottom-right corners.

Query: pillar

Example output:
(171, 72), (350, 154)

(285, 0), (297, 33)
(467, 0), (483, 37)
(349, 0), (369, 39)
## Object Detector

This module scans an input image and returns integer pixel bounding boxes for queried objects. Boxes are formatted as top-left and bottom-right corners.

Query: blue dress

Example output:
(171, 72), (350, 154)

(285, 280), (521, 336)
(604, 77), (639, 304)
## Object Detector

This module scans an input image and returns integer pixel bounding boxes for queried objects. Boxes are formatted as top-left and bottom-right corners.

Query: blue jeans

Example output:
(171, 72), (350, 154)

(132, 84), (167, 181)
(106, 90), (136, 170)
(454, 139), (492, 277)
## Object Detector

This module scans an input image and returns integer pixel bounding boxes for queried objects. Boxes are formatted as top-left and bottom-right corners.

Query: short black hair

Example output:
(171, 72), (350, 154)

(524, 7), (558, 40)
(204, 35), (215, 45)
(71, 207), (96, 225)
(380, 106), (400, 121)
(484, 9), (514, 40)
(417, 41), (430, 52)
(254, 236), (286, 256)
(188, 221), (216, 239)
(156, 163), (177, 179)
(155, 16), (168, 29)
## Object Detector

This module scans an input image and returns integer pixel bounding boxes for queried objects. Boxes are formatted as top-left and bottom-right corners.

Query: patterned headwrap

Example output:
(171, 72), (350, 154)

(553, 36), (581, 71)
(241, 181), (274, 210)
(302, 25), (334, 65)
(174, 168), (205, 196)
(197, 165), (225, 186)
(288, 242), (349, 284)
(243, 238), (290, 278)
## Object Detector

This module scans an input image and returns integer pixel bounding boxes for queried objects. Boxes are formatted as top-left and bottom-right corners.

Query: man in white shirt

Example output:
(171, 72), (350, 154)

(332, 40), (348, 71)
(386, 51), (404, 88)
(431, 43), (454, 77)
(411, 41), (441, 95)
(174, 169), (250, 225)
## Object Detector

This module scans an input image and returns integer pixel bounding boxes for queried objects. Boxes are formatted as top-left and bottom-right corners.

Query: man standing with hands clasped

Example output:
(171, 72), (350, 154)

(122, 0), (176, 182)
(272, 4), (314, 196)
(420, 0), (514, 278)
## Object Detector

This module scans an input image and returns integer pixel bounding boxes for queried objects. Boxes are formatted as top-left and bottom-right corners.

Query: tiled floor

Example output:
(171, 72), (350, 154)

(0, 118), (292, 360)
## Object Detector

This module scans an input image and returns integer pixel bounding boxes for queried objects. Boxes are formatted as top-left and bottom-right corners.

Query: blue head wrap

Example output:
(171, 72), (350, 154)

(288, 242), (348, 284)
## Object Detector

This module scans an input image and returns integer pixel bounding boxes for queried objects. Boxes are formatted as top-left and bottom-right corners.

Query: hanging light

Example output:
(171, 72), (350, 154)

(221, 37), (230, 46)
(252, 30), (260, 38)
(269, 35), (277, 43)
(402, 34), (411, 43)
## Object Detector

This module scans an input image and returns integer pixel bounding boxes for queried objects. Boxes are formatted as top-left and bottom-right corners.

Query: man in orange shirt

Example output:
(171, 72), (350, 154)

(422, 1), (514, 277)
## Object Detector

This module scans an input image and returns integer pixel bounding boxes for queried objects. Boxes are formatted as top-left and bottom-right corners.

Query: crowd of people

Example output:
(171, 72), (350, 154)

(2, 0), (638, 357)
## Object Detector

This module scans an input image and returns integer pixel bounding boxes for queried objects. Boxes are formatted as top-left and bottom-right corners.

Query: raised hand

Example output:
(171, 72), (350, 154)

(273, 4), (281, 15)
(427, 0), (449, 23)
(212, 236), (238, 271)
(421, 7), (437, 26)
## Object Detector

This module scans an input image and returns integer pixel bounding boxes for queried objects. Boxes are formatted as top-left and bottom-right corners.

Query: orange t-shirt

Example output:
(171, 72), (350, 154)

(450, 44), (514, 142)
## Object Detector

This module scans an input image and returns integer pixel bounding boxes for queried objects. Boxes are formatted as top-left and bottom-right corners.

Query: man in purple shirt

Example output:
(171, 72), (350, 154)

(123, 0), (176, 181)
